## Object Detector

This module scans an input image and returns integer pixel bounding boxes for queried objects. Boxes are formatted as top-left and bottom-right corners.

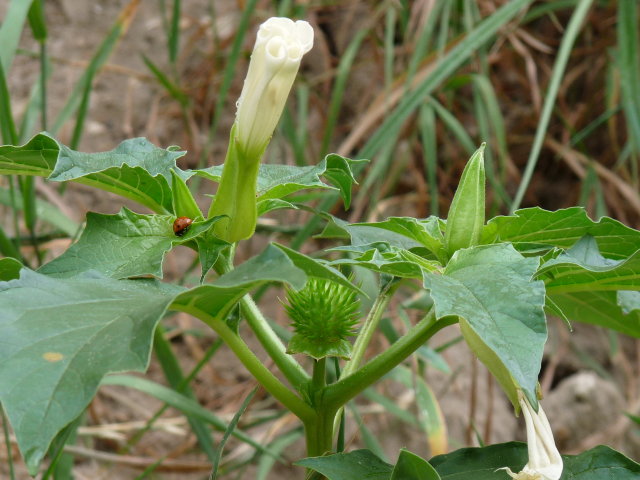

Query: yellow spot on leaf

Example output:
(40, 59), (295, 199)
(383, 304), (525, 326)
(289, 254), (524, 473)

(43, 352), (64, 362)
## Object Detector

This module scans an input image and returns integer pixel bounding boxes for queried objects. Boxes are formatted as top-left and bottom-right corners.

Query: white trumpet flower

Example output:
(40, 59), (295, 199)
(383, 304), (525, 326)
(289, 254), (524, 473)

(499, 392), (563, 480)
(235, 17), (314, 159)
(209, 17), (313, 242)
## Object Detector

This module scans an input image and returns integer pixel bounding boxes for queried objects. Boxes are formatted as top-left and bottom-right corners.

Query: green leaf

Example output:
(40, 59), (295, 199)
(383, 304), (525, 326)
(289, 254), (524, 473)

(330, 244), (440, 278)
(172, 244), (306, 320)
(487, 207), (640, 259)
(423, 244), (546, 407)
(287, 334), (353, 360)
(38, 208), (222, 279)
(547, 290), (640, 338)
(537, 236), (640, 293)
(274, 242), (363, 293)
(429, 442), (527, 479)
(320, 215), (444, 258)
(0, 257), (22, 280)
(196, 234), (230, 282)
(0, 269), (181, 474)
(391, 449), (440, 480)
(257, 198), (297, 216)
(429, 442), (640, 479)
(444, 144), (486, 256)
(0, 133), (188, 214)
(171, 170), (202, 219)
(196, 154), (366, 207)
(295, 449), (393, 480)
(355, 216), (446, 262)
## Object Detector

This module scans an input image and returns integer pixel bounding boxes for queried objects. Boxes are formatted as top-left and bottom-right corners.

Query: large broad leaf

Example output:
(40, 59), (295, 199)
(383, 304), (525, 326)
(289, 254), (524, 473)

(537, 236), (640, 293)
(547, 289), (640, 338)
(0, 244), (309, 474)
(429, 442), (640, 479)
(423, 244), (546, 406)
(487, 207), (640, 259)
(0, 133), (187, 213)
(295, 449), (393, 480)
(38, 208), (222, 279)
(0, 269), (182, 474)
(195, 154), (366, 209)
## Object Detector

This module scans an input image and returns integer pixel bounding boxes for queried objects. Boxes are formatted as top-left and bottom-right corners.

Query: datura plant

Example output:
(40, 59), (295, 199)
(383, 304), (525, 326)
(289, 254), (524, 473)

(0, 15), (640, 480)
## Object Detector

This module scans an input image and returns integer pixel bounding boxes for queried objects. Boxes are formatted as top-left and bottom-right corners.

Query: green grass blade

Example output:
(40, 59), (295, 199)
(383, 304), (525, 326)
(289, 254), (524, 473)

(348, 404), (388, 462)
(617, 0), (640, 155)
(102, 374), (281, 459)
(361, 0), (533, 160)
(27, 0), (47, 41)
(418, 103), (439, 215)
(0, 186), (79, 236)
(51, 1), (139, 135)
(256, 429), (302, 480)
(384, 6), (397, 91)
(320, 28), (368, 157)
(168, 0), (181, 64)
(281, 84), (309, 166)
(153, 326), (216, 461)
(201, 0), (259, 164)
(0, 224), (21, 260)
(123, 337), (223, 454)
(471, 75), (511, 208)
(0, 0), (34, 71)
(428, 95), (475, 154)
(405, 1), (445, 84)
(143, 54), (189, 106)
(210, 387), (257, 480)
(511, 0), (595, 211)
(0, 61), (18, 144)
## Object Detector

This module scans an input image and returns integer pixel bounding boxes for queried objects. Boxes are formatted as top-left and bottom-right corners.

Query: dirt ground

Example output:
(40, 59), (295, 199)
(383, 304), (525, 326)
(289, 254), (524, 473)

(2, 1), (640, 479)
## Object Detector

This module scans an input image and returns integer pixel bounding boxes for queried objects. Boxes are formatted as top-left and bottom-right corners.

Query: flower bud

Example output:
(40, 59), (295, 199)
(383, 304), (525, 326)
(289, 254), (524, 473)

(235, 17), (314, 159)
(208, 17), (313, 242)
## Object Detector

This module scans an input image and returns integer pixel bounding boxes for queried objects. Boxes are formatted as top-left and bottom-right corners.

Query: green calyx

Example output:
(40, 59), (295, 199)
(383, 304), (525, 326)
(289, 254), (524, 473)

(208, 124), (263, 243)
(284, 278), (361, 360)
(444, 144), (486, 257)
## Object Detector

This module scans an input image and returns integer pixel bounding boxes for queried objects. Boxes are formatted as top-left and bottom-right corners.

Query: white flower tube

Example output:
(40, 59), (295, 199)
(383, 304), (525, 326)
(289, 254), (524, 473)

(500, 392), (563, 480)
(235, 17), (314, 158)
(208, 17), (313, 242)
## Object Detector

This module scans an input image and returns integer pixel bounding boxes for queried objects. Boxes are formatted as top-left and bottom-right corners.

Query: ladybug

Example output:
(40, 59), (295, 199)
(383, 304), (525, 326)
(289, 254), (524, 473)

(173, 216), (193, 237)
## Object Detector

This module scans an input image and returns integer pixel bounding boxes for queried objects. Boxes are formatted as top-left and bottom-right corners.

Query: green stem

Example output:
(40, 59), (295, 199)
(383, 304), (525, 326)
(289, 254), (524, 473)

(215, 252), (310, 390)
(312, 357), (326, 390)
(324, 310), (456, 410)
(342, 279), (398, 378)
(304, 408), (336, 459)
(175, 304), (314, 422)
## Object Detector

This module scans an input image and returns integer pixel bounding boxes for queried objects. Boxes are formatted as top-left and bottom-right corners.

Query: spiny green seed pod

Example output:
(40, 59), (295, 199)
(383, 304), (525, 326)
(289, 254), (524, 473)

(444, 144), (486, 257)
(284, 278), (360, 360)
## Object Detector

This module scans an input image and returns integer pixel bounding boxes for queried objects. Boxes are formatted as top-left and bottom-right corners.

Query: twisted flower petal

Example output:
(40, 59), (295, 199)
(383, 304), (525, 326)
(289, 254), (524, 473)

(499, 392), (563, 480)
